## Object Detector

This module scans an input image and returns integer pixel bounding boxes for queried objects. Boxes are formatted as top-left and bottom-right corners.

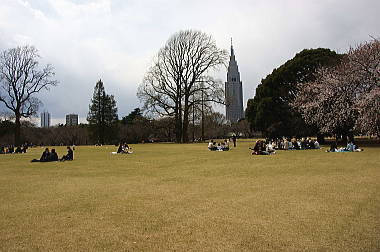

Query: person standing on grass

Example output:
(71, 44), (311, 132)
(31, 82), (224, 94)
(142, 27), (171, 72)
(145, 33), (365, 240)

(232, 135), (237, 147)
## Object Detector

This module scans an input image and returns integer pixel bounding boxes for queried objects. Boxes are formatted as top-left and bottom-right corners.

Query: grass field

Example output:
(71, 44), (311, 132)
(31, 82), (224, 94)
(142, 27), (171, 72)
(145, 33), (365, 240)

(0, 141), (379, 251)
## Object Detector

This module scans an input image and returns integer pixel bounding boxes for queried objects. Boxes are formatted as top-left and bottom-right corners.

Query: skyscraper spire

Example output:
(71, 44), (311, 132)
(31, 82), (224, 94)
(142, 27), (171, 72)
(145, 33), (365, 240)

(225, 39), (244, 123)
(231, 37), (234, 56)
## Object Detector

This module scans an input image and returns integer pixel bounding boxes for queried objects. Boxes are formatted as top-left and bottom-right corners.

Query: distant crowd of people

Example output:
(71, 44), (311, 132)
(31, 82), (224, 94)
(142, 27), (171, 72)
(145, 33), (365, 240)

(208, 139), (230, 151)
(269, 137), (320, 150)
(1, 136), (366, 163)
(243, 137), (322, 155)
(31, 146), (74, 162)
(0, 144), (29, 154)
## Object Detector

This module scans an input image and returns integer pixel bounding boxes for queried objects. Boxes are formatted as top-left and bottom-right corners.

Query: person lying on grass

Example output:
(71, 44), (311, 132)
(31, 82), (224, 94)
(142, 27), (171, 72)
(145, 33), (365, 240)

(327, 141), (363, 152)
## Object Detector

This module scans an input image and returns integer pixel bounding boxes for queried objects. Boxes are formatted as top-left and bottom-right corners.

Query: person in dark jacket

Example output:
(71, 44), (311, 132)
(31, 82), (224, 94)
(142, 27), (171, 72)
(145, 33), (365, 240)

(232, 135), (237, 147)
(40, 148), (50, 161)
(15, 146), (23, 153)
(117, 143), (123, 153)
(49, 149), (59, 161)
(31, 148), (50, 162)
(60, 146), (73, 161)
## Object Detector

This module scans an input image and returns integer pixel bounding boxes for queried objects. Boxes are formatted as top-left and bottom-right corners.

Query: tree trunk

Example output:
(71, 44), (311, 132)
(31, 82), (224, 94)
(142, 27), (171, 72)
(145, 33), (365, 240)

(14, 113), (21, 146)
(182, 108), (189, 143)
(341, 133), (348, 145)
(317, 133), (325, 144)
(175, 102), (182, 143)
(347, 131), (354, 143)
(201, 90), (204, 141)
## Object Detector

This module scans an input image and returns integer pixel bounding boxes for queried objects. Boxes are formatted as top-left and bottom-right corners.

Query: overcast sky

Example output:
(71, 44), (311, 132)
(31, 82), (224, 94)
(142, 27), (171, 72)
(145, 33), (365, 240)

(0, 0), (379, 125)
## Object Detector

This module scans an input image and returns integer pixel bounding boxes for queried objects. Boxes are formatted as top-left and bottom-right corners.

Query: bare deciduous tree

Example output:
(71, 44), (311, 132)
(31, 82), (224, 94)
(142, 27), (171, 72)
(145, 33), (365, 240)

(0, 45), (57, 145)
(137, 30), (228, 143)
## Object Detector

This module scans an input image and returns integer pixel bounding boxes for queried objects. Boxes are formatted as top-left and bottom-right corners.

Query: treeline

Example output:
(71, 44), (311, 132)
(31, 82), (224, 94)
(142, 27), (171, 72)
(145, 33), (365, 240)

(0, 77), (253, 146)
(0, 111), (253, 146)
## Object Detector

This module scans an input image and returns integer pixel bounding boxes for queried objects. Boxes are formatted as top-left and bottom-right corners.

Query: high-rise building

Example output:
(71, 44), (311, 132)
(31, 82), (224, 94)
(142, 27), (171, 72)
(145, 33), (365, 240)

(66, 114), (79, 126)
(40, 111), (50, 128)
(225, 40), (244, 123)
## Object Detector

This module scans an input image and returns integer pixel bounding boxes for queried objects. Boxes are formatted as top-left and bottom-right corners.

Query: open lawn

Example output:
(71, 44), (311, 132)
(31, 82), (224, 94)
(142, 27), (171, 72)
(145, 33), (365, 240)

(0, 141), (379, 251)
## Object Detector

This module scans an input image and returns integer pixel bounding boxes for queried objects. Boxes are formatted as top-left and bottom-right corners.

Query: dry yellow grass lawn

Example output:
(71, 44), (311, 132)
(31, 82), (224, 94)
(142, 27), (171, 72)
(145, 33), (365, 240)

(0, 141), (379, 251)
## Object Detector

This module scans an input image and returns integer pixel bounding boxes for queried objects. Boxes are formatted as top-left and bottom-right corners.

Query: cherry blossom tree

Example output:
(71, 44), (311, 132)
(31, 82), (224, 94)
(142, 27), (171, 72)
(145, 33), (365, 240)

(293, 38), (380, 140)
(355, 87), (380, 137)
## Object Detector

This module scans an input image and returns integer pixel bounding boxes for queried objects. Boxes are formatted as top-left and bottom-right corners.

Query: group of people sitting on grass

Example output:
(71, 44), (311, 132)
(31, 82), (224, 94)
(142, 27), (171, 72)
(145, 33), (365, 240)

(327, 141), (363, 152)
(250, 140), (276, 155)
(116, 143), (133, 154)
(31, 146), (74, 162)
(0, 144), (29, 154)
(249, 137), (322, 155)
(269, 137), (320, 150)
(208, 139), (230, 151)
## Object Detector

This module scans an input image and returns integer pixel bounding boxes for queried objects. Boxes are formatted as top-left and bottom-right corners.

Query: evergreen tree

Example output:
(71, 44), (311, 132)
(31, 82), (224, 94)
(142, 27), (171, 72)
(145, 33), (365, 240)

(87, 80), (118, 144)
(246, 48), (343, 138)
(121, 108), (143, 125)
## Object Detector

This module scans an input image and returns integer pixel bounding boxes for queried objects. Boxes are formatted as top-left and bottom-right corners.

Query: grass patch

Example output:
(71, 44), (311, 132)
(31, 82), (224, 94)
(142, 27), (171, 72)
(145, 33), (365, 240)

(0, 141), (379, 251)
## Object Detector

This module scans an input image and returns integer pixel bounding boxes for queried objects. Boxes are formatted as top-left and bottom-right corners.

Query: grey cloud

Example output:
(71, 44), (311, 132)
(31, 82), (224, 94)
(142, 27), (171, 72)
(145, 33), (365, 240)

(0, 0), (379, 124)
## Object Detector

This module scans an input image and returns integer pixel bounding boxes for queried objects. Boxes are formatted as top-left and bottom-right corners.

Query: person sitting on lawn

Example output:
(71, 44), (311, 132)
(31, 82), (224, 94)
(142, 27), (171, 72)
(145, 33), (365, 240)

(222, 139), (230, 151)
(292, 138), (300, 150)
(8, 145), (14, 154)
(117, 143), (124, 154)
(250, 140), (269, 155)
(31, 148), (50, 162)
(208, 140), (217, 151)
(122, 143), (133, 154)
(216, 142), (222, 151)
(22, 144), (28, 153)
(266, 141), (276, 154)
(306, 138), (314, 149)
(14, 146), (23, 153)
(49, 149), (59, 161)
(345, 141), (363, 152)
(283, 138), (289, 150)
(288, 140), (293, 150)
(114, 143), (132, 154)
(60, 146), (73, 161)
(346, 141), (355, 152)
(314, 140), (320, 149)
(300, 138), (307, 150)
(327, 142), (338, 152)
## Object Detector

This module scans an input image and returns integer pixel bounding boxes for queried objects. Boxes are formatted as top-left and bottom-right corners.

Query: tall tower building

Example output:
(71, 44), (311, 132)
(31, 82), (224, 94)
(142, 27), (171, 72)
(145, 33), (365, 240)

(225, 40), (244, 123)
(66, 114), (79, 126)
(40, 111), (50, 128)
